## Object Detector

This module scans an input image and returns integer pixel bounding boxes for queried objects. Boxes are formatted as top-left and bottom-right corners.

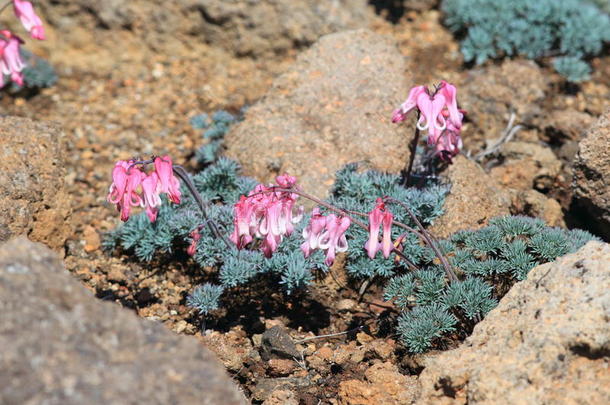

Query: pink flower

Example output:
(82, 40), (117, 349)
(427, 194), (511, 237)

(187, 229), (201, 256)
(154, 155), (181, 204)
(107, 161), (144, 222)
(0, 31), (25, 87)
(230, 196), (255, 248)
(230, 175), (303, 257)
(301, 208), (328, 257)
(318, 214), (351, 266)
(430, 109), (464, 162)
(439, 80), (462, 131)
(392, 81), (465, 162)
(365, 198), (394, 259)
(140, 172), (161, 222)
(392, 85), (427, 123)
(107, 161), (130, 205)
(13, 0), (45, 40)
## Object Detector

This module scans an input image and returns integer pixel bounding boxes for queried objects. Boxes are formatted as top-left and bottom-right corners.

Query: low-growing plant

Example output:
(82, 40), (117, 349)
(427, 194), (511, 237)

(441, 0), (610, 82)
(104, 82), (597, 355)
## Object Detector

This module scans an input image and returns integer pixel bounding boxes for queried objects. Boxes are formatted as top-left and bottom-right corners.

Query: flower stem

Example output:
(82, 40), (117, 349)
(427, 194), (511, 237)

(402, 112), (421, 187)
(384, 197), (458, 282)
(0, 1), (12, 15)
(172, 165), (234, 251)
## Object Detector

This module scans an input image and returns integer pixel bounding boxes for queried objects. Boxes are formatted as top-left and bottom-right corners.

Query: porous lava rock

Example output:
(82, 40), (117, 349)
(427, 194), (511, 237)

(224, 29), (412, 199)
(429, 156), (511, 238)
(0, 117), (70, 250)
(415, 241), (610, 404)
(0, 237), (247, 405)
(573, 108), (610, 239)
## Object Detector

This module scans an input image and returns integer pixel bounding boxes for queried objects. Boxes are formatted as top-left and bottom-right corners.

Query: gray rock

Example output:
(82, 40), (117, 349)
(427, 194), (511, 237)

(0, 237), (247, 405)
(573, 108), (610, 239)
(415, 241), (610, 404)
(0, 117), (71, 250)
(196, 0), (372, 56)
(261, 326), (300, 360)
(224, 29), (412, 199)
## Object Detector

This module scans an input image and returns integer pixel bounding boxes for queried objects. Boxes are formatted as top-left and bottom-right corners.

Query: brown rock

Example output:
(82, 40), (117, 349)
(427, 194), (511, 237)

(262, 389), (299, 405)
(224, 29), (411, 199)
(429, 156), (511, 238)
(490, 141), (562, 192)
(197, 0), (372, 57)
(200, 328), (254, 372)
(338, 362), (417, 405)
(544, 109), (595, 142)
(0, 237), (247, 404)
(83, 225), (101, 253)
(268, 358), (297, 376)
(415, 241), (610, 405)
(0, 117), (71, 250)
(460, 60), (548, 152)
(511, 189), (566, 228)
(573, 108), (610, 239)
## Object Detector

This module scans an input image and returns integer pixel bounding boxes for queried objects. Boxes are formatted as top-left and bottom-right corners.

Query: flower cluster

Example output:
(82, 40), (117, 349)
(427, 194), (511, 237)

(301, 208), (351, 266)
(0, 1), (46, 88)
(107, 156), (181, 222)
(392, 81), (465, 162)
(229, 174), (303, 258)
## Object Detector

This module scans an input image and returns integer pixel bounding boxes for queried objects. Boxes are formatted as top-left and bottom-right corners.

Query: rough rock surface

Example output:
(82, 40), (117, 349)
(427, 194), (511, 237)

(460, 60), (549, 151)
(224, 29), (411, 198)
(429, 156), (511, 238)
(544, 109), (595, 142)
(573, 108), (610, 239)
(197, 0), (372, 56)
(415, 241), (610, 405)
(35, 0), (372, 57)
(511, 189), (566, 228)
(0, 237), (247, 405)
(490, 141), (562, 192)
(0, 117), (70, 250)
(338, 362), (417, 405)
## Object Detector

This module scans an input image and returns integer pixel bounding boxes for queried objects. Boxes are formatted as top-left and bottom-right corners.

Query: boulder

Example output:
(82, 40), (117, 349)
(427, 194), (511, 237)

(573, 108), (610, 239)
(429, 156), (511, 238)
(197, 0), (372, 56)
(0, 117), (71, 250)
(0, 237), (247, 405)
(415, 241), (610, 404)
(34, 0), (372, 57)
(224, 29), (412, 199)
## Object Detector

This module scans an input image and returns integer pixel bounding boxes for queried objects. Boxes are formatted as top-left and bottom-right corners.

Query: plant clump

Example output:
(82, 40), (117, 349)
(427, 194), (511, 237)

(441, 0), (610, 82)
(385, 215), (598, 353)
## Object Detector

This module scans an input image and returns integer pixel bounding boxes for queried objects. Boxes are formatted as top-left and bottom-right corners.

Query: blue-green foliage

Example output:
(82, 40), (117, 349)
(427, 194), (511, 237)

(192, 110), (240, 165)
(187, 283), (224, 315)
(104, 151), (326, 300)
(553, 57), (591, 82)
(328, 163), (449, 280)
(5, 49), (57, 91)
(385, 215), (598, 353)
(441, 0), (610, 80)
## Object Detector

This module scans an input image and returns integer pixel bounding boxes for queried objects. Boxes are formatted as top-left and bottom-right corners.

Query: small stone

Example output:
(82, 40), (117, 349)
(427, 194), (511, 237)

(262, 389), (299, 405)
(106, 266), (127, 283)
(336, 298), (356, 311)
(356, 332), (374, 345)
(83, 226), (101, 253)
(268, 358), (297, 376)
(261, 326), (300, 360)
